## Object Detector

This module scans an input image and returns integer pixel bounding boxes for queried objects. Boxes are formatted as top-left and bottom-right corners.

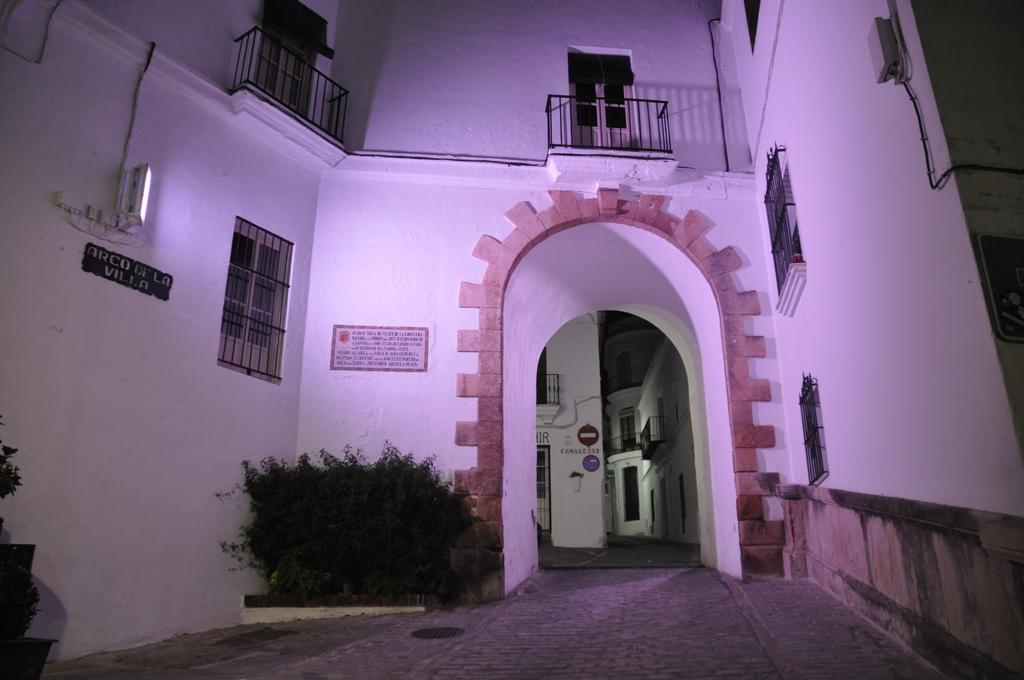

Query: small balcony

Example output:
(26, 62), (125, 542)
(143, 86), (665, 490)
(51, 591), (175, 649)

(606, 368), (647, 393)
(606, 435), (640, 456)
(536, 374), (560, 405)
(546, 94), (671, 154)
(231, 27), (349, 145)
(640, 416), (667, 459)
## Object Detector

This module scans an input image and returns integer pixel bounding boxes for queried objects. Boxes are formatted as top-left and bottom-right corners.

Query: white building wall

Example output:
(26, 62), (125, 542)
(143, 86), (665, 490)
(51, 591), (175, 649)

(0, 4), (321, 659)
(536, 316), (604, 549)
(333, 0), (748, 170)
(722, 0), (1024, 514)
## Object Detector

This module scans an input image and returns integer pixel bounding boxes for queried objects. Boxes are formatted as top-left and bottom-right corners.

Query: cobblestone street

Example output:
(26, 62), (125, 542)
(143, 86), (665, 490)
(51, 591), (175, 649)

(46, 569), (945, 679)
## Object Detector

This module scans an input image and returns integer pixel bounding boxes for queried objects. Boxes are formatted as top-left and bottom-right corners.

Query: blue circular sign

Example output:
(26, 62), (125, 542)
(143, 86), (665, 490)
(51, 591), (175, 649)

(582, 454), (600, 472)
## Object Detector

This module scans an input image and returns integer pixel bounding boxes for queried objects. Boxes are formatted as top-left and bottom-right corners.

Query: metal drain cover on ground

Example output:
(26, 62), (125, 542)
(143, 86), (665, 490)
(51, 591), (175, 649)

(411, 626), (464, 639)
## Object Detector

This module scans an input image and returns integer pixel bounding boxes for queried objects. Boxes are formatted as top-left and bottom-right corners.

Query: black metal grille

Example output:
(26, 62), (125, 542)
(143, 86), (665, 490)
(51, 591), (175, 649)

(546, 94), (672, 153)
(606, 436), (640, 455)
(231, 26), (349, 144)
(799, 374), (828, 485)
(411, 627), (464, 640)
(537, 374), (560, 405)
(218, 217), (293, 383)
(765, 145), (802, 294)
(640, 415), (667, 459)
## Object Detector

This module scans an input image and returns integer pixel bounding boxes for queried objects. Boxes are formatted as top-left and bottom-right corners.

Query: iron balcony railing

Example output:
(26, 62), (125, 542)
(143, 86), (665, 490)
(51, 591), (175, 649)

(606, 368), (647, 393)
(231, 27), (349, 145)
(536, 374), (560, 405)
(606, 435), (640, 455)
(640, 416), (667, 459)
(546, 94), (671, 153)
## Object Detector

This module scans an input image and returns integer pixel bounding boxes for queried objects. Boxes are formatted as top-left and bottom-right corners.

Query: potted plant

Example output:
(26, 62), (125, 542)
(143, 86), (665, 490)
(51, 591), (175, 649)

(0, 415), (56, 680)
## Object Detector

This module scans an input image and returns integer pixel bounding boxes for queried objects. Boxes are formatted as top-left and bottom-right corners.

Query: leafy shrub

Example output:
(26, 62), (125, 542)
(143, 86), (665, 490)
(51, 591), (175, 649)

(0, 561), (39, 639)
(222, 444), (472, 599)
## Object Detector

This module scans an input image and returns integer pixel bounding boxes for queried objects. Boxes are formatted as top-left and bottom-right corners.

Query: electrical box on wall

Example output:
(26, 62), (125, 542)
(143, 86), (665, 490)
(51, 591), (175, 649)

(977, 233), (1024, 343)
(869, 17), (901, 84)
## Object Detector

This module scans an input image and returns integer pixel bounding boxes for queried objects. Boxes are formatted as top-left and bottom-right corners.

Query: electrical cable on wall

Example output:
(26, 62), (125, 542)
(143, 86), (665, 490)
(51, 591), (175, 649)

(118, 41), (156, 209)
(55, 41), (156, 247)
(887, 0), (1024, 191)
(0, 0), (64, 64)
(707, 18), (730, 172)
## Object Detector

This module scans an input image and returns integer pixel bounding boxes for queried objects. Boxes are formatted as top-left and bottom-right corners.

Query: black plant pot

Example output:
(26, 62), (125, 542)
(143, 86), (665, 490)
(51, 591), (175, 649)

(0, 545), (35, 572)
(0, 637), (56, 680)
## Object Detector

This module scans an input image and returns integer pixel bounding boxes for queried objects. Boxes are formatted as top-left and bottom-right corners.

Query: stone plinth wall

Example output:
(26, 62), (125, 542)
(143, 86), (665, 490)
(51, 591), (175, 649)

(780, 485), (1024, 680)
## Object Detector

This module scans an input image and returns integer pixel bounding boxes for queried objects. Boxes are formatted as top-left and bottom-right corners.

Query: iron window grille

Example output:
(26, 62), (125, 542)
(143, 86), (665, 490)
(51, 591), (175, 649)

(765, 145), (802, 294)
(799, 374), (828, 485)
(218, 217), (293, 383)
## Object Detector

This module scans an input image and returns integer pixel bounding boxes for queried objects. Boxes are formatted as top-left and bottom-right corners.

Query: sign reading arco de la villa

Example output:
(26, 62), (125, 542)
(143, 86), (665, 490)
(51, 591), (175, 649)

(81, 242), (173, 301)
(331, 324), (429, 372)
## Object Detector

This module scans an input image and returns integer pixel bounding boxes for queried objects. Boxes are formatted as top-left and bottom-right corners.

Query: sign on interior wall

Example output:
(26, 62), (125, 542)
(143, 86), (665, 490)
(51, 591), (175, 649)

(330, 324), (429, 372)
(977, 234), (1024, 343)
(81, 242), (173, 301)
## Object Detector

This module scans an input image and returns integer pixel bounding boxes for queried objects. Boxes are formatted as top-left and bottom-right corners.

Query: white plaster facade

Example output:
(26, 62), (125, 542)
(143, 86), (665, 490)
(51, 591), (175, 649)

(0, 0), (1020, 666)
(534, 315), (604, 549)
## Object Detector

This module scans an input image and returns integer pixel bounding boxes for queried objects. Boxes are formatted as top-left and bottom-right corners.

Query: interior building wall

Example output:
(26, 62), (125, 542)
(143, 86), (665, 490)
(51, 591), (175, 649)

(0, 6), (321, 659)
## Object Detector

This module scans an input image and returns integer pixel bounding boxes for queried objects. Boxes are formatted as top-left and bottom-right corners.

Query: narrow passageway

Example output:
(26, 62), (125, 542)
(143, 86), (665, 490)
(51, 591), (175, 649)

(46, 570), (944, 679)
(539, 534), (701, 569)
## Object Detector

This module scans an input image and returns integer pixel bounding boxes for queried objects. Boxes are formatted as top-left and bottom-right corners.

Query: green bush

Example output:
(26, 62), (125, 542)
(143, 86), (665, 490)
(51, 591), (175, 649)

(0, 561), (39, 639)
(222, 444), (472, 599)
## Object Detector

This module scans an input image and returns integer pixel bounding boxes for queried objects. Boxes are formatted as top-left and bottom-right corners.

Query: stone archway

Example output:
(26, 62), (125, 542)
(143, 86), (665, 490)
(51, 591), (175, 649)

(451, 188), (782, 600)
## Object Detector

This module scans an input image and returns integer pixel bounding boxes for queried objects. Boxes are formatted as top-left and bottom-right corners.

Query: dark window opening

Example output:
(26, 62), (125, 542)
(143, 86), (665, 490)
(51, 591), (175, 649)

(623, 466), (640, 521)
(263, 0), (333, 58)
(620, 408), (637, 449)
(799, 374), (828, 485)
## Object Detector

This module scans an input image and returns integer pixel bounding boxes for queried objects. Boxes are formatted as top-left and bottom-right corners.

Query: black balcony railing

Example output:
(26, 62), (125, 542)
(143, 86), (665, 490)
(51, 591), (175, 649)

(606, 435), (640, 455)
(765, 145), (802, 293)
(607, 368), (647, 393)
(640, 416), (667, 459)
(537, 374), (560, 405)
(546, 94), (671, 153)
(232, 27), (349, 145)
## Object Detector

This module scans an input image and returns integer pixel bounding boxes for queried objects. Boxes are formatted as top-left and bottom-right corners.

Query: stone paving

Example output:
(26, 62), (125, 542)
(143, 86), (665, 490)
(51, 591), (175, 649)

(45, 569), (947, 680)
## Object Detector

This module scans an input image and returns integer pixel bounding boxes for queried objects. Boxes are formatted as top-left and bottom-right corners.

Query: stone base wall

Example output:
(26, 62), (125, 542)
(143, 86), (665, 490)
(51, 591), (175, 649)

(779, 485), (1024, 679)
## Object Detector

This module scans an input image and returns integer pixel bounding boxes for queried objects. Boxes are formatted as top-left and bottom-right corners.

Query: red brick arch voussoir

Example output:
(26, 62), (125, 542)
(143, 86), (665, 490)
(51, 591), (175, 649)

(451, 188), (782, 600)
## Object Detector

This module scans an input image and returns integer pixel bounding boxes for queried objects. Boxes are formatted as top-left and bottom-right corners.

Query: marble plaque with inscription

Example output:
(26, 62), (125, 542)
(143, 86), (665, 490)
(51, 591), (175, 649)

(330, 325), (429, 372)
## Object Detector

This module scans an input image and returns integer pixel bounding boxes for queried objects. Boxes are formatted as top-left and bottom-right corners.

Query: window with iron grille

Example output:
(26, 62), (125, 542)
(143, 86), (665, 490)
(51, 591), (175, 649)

(799, 374), (828, 485)
(218, 217), (293, 383)
(765, 145), (802, 294)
